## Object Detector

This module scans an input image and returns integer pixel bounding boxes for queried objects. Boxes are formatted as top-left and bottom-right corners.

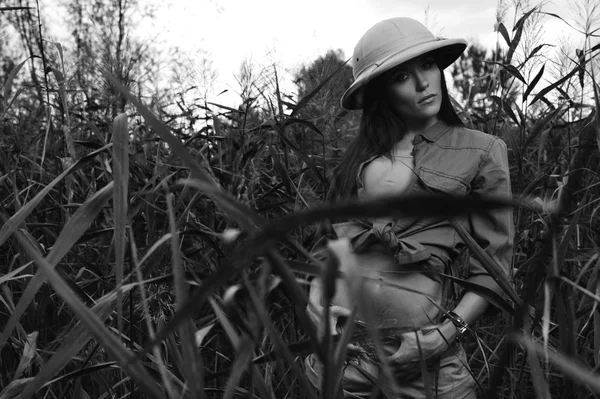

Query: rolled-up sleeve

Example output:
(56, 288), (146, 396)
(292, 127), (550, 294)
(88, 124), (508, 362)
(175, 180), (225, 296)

(465, 137), (514, 297)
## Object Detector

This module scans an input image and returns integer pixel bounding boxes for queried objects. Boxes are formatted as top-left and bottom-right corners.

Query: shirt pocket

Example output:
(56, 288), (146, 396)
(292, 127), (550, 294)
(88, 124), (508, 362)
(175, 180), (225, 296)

(418, 167), (470, 196)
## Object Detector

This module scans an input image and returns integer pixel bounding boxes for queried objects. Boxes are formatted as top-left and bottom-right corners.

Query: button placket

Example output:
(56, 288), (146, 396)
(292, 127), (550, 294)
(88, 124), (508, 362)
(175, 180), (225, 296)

(409, 139), (426, 195)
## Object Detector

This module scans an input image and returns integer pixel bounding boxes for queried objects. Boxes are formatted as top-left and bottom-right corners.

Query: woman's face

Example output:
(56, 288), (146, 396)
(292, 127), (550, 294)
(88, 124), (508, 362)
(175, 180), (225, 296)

(383, 54), (442, 129)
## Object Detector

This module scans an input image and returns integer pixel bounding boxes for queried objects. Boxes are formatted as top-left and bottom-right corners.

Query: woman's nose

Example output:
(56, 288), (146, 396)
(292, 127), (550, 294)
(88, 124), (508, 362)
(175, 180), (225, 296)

(415, 71), (429, 91)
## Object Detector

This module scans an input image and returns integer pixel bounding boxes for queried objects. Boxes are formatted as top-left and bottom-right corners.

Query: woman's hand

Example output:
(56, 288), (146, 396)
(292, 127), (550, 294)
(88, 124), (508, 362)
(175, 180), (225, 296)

(307, 277), (351, 336)
(385, 321), (457, 381)
(390, 323), (454, 362)
(307, 300), (352, 336)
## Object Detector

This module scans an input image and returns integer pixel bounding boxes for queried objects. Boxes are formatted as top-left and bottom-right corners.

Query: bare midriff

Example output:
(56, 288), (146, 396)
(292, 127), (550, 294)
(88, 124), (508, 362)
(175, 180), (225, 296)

(322, 146), (443, 330)
(329, 249), (443, 330)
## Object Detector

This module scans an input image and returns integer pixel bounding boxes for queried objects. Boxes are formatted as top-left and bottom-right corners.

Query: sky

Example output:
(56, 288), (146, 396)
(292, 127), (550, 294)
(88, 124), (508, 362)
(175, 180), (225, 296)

(46, 0), (590, 107)
(142, 0), (583, 107)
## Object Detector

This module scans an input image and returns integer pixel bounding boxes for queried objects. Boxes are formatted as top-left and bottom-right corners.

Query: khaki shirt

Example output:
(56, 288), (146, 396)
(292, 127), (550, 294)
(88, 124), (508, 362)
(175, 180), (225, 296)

(333, 119), (514, 296)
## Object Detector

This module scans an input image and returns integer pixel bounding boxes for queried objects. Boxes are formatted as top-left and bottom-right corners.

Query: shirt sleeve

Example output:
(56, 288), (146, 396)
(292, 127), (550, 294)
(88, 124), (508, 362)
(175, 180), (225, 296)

(464, 137), (514, 298)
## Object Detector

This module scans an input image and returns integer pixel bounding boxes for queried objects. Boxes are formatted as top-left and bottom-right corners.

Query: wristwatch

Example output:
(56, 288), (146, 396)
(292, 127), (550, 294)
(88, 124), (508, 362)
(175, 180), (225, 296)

(444, 311), (469, 342)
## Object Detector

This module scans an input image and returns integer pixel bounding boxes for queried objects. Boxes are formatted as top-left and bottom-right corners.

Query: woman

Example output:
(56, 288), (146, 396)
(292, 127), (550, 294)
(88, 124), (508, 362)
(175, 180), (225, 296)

(304, 17), (514, 399)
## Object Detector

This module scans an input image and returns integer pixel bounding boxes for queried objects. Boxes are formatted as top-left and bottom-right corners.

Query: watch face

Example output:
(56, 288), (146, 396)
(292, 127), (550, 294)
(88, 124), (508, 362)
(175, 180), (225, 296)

(446, 311), (469, 339)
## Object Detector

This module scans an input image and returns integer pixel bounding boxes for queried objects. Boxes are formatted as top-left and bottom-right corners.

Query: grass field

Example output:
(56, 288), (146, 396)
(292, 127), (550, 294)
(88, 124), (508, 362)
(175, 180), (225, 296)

(0, 3), (599, 398)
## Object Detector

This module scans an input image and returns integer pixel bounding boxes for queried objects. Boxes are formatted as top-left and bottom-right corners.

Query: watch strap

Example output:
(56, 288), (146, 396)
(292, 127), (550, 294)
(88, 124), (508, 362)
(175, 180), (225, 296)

(445, 310), (469, 340)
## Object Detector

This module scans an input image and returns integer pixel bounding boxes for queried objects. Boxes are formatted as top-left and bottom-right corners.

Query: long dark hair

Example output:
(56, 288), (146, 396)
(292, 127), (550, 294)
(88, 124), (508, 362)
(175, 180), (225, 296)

(328, 65), (463, 202)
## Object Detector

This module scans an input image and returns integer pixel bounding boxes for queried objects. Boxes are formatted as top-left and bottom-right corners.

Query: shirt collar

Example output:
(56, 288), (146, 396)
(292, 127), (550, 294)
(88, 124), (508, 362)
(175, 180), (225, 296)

(417, 119), (451, 143)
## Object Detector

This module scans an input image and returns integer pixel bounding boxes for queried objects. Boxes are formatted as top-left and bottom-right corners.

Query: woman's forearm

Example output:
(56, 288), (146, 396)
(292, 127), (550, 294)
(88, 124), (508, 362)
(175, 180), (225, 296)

(439, 291), (490, 341)
(452, 291), (489, 326)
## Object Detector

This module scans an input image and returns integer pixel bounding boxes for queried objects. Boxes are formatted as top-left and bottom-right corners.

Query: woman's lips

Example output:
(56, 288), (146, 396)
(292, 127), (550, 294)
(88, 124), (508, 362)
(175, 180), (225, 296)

(419, 94), (437, 104)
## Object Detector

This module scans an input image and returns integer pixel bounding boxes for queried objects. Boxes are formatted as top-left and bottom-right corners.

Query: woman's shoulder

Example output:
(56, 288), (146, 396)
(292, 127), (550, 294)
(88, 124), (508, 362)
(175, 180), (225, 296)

(445, 124), (505, 151)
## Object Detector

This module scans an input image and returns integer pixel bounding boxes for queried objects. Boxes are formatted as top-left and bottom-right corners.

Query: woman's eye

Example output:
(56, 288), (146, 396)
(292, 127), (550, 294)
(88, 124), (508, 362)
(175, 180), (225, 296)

(423, 60), (435, 69)
(396, 73), (409, 82)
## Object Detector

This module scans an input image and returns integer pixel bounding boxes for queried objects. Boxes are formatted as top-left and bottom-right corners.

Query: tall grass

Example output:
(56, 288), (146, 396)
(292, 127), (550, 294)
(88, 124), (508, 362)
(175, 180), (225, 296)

(0, 3), (599, 399)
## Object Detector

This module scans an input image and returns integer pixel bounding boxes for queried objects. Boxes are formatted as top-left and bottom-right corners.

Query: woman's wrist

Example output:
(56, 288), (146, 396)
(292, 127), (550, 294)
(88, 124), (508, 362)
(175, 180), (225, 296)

(441, 318), (459, 343)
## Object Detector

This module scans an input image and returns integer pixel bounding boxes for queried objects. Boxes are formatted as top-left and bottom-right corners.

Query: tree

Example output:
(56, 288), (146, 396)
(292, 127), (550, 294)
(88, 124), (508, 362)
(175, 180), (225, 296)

(2, 1), (46, 105)
(292, 49), (357, 158)
(65, 0), (157, 121)
(450, 43), (508, 111)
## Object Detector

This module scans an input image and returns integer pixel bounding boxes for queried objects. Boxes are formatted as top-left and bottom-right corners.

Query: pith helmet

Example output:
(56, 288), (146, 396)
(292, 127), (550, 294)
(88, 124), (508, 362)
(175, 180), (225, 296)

(341, 17), (467, 110)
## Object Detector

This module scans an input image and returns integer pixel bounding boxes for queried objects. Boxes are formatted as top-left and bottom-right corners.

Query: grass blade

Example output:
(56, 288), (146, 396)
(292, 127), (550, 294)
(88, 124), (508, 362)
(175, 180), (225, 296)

(0, 6), (33, 10)
(525, 339), (551, 398)
(268, 145), (293, 195)
(129, 229), (179, 398)
(42, 363), (119, 388)
(244, 193), (522, 244)
(100, 74), (265, 233)
(222, 335), (255, 399)
(449, 216), (523, 308)
(524, 104), (566, 147)
(592, 80), (600, 153)
(0, 261), (34, 284)
(500, 63), (527, 84)
(112, 113), (129, 340)
(283, 118), (324, 137)
(243, 270), (318, 398)
(0, 378), (35, 399)
(175, 178), (263, 230)
(2, 57), (29, 112)
(513, 333), (600, 394)
(595, 302), (600, 367)
(496, 22), (511, 47)
(507, 7), (536, 64)
(50, 67), (75, 159)
(539, 11), (600, 37)
(0, 182), (115, 351)
(139, 192), (523, 358)
(102, 70), (216, 186)
(531, 65), (579, 106)
(166, 188), (203, 398)
(271, 123), (327, 185)
(21, 285), (135, 397)
(518, 44), (553, 69)
(12, 331), (38, 380)
(503, 99), (521, 126)
(523, 64), (545, 101)
(13, 229), (165, 399)
(0, 144), (112, 247)
(208, 298), (275, 399)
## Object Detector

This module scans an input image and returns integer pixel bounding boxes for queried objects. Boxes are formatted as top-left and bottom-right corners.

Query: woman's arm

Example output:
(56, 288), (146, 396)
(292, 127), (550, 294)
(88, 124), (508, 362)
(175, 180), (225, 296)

(440, 137), (515, 341)
(389, 137), (514, 362)
(462, 137), (514, 299)
(436, 291), (490, 343)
